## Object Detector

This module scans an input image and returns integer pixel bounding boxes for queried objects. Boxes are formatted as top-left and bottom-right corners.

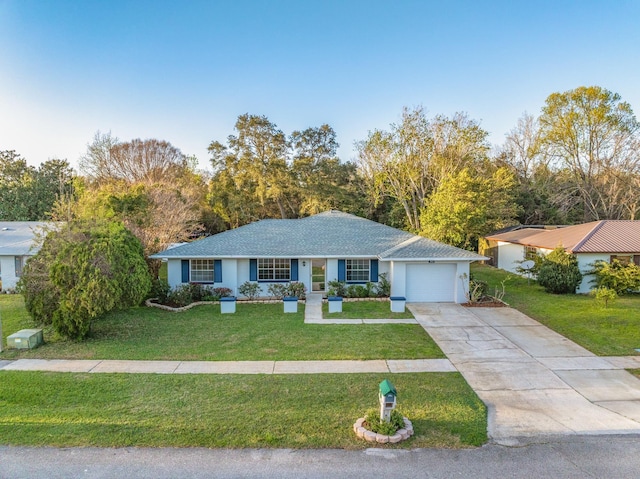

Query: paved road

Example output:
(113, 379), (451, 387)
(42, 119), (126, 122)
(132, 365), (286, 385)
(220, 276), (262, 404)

(1, 436), (640, 479)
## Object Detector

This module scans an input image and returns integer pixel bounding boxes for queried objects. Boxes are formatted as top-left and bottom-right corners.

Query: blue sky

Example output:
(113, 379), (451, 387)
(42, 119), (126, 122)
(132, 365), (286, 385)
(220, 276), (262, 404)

(1, 0), (639, 170)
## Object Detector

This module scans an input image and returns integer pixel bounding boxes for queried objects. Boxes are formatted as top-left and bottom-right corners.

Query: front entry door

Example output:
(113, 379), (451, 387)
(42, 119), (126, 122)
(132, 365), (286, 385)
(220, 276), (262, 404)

(311, 259), (326, 292)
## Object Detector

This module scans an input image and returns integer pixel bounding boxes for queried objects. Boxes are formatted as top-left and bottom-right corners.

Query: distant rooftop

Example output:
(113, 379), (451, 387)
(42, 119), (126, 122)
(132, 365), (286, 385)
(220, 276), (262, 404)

(486, 220), (640, 253)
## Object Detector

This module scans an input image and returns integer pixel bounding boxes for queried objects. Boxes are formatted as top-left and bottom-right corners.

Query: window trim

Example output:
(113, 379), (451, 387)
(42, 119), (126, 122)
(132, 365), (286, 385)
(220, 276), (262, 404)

(257, 258), (291, 282)
(190, 259), (215, 284)
(346, 259), (370, 283)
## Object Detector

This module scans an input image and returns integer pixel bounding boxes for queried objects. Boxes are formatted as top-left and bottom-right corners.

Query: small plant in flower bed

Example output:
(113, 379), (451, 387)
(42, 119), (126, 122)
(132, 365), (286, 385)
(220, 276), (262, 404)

(161, 284), (232, 307)
(238, 281), (260, 300)
(287, 281), (306, 299)
(363, 409), (405, 436)
(266, 282), (307, 300)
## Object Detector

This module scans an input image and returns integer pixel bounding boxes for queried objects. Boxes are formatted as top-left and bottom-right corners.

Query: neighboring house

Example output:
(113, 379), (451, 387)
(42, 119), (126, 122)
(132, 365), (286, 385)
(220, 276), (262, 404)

(483, 220), (640, 293)
(151, 210), (487, 303)
(0, 222), (49, 291)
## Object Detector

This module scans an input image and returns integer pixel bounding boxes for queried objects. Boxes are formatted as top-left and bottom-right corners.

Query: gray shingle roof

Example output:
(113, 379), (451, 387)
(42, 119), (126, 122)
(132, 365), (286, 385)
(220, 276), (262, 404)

(0, 222), (50, 256)
(151, 211), (484, 261)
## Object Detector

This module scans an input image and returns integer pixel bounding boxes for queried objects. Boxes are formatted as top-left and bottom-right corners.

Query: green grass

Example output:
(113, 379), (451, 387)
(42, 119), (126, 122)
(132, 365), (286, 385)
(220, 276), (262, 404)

(471, 264), (640, 356)
(0, 294), (32, 345)
(0, 371), (487, 448)
(323, 300), (415, 319)
(0, 298), (443, 361)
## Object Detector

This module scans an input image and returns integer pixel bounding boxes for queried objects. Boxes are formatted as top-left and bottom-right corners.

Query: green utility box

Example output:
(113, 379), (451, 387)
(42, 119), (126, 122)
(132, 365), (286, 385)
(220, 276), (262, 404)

(7, 329), (44, 349)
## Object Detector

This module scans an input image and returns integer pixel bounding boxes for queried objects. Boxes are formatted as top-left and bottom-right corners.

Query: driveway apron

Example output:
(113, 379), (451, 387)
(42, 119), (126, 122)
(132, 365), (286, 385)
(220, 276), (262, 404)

(409, 303), (640, 442)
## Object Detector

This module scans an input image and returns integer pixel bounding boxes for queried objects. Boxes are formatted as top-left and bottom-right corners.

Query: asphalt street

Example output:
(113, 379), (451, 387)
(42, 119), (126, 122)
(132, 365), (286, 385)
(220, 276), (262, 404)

(1, 435), (640, 479)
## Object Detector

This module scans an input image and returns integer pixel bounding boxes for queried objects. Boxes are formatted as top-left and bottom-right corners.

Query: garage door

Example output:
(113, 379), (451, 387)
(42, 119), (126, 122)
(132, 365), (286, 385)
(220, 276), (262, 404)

(405, 263), (456, 302)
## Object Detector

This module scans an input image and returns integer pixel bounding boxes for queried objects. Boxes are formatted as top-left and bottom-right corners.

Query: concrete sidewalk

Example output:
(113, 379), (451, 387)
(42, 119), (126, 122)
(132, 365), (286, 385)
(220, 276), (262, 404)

(0, 358), (456, 374)
(409, 303), (640, 443)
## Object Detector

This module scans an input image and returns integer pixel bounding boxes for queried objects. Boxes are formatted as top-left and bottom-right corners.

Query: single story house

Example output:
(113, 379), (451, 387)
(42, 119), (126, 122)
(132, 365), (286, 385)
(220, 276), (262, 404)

(0, 222), (49, 291)
(151, 210), (487, 303)
(483, 220), (640, 293)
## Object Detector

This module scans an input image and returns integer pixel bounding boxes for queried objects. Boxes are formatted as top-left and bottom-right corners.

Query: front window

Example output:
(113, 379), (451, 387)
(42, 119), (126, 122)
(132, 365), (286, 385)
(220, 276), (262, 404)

(258, 258), (290, 281)
(524, 247), (537, 260)
(346, 259), (369, 282)
(14, 256), (24, 278)
(190, 259), (214, 283)
(610, 255), (632, 265)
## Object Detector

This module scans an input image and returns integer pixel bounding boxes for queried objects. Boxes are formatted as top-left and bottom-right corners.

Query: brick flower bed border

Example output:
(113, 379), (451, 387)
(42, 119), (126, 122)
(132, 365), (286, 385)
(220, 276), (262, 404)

(353, 416), (414, 444)
(146, 297), (303, 312)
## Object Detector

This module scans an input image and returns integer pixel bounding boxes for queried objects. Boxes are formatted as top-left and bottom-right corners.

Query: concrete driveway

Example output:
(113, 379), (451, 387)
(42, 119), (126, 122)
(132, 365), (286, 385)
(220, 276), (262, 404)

(409, 303), (640, 443)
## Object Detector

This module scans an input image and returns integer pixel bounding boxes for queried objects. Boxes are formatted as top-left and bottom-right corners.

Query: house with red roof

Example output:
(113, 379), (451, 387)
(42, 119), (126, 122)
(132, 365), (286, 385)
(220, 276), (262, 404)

(483, 221), (640, 293)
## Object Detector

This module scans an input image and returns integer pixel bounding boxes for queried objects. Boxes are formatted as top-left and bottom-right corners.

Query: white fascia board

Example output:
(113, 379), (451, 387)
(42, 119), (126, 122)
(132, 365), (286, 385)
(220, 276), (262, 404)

(380, 256), (489, 262)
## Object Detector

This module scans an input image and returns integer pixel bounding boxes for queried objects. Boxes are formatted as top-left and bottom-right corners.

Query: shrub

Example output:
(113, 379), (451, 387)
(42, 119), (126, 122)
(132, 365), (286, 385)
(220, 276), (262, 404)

(286, 281), (306, 299)
(327, 280), (347, 297)
(536, 247), (582, 294)
(346, 284), (369, 298)
(17, 220), (151, 340)
(590, 286), (618, 308)
(238, 281), (260, 300)
(187, 283), (207, 302)
(213, 287), (232, 298)
(267, 283), (288, 300)
(363, 408), (405, 435)
(166, 285), (194, 307)
(375, 272), (391, 297)
(150, 278), (170, 303)
(589, 260), (640, 295)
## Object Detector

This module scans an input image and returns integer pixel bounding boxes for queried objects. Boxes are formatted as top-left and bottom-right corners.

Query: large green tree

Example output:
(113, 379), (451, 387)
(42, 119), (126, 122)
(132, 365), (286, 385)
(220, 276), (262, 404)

(208, 115), (365, 229)
(420, 167), (521, 250)
(356, 107), (490, 231)
(0, 150), (74, 220)
(18, 220), (151, 340)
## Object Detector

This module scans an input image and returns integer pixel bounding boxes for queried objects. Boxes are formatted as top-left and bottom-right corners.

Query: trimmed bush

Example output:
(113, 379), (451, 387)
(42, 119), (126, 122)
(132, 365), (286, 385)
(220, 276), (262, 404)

(536, 247), (582, 294)
(589, 260), (640, 295)
(238, 281), (260, 300)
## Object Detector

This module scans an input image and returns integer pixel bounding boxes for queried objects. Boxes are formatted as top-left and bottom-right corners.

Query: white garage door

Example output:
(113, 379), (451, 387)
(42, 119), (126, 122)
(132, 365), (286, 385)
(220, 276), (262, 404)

(405, 263), (456, 302)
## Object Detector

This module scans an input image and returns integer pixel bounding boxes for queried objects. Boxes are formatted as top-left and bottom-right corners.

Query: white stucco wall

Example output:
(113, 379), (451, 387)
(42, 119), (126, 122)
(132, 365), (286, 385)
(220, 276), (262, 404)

(325, 259), (338, 284)
(220, 259), (238, 295)
(455, 262), (470, 303)
(389, 261), (406, 298)
(496, 242), (526, 273)
(166, 259), (182, 289)
(0, 256), (18, 290)
(576, 253), (609, 294)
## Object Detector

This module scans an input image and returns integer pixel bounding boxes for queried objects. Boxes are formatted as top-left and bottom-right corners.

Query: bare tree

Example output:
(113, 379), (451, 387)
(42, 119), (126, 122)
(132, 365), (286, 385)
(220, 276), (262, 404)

(539, 86), (640, 221)
(81, 133), (189, 185)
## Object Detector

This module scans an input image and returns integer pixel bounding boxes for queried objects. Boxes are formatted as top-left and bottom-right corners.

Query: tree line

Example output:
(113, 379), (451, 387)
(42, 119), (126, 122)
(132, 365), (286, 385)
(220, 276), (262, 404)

(2, 85), (639, 255)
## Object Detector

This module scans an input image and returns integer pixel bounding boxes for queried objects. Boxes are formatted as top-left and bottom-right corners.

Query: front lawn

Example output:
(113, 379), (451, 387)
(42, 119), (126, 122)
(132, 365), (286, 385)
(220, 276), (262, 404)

(0, 297), (443, 361)
(323, 300), (415, 319)
(0, 371), (487, 448)
(471, 264), (640, 356)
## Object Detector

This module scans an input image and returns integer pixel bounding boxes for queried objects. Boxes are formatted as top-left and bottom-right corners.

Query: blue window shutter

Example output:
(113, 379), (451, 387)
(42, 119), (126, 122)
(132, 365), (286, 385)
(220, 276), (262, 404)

(181, 260), (190, 283)
(338, 259), (346, 282)
(290, 259), (298, 281)
(214, 260), (222, 283)
(370, 259), (378, 282)
(250, 259), (257, 281)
